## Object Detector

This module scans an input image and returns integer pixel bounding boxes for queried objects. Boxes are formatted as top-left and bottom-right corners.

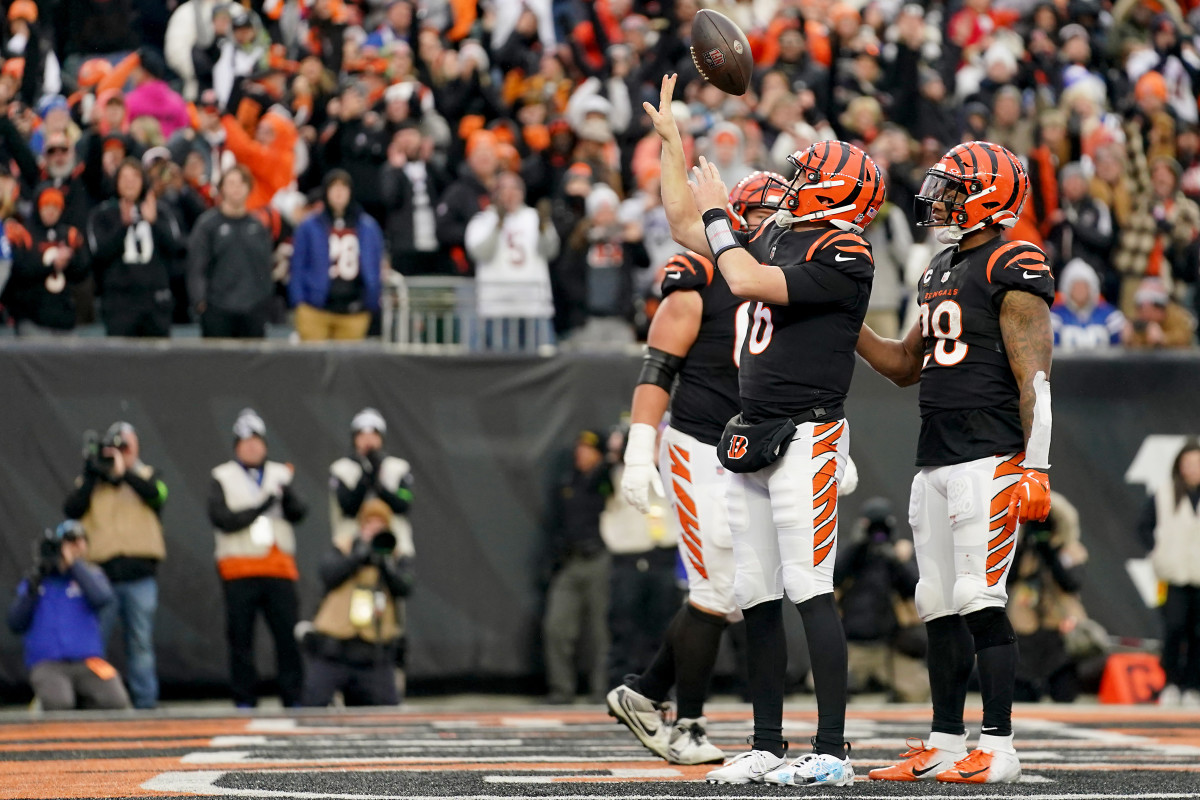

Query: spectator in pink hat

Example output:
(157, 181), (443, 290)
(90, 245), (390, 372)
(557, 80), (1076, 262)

(124, 50), (192, 139)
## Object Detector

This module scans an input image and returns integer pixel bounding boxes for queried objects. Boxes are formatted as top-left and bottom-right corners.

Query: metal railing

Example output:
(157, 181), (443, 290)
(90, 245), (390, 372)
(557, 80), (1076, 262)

(381, 274), (557, 354)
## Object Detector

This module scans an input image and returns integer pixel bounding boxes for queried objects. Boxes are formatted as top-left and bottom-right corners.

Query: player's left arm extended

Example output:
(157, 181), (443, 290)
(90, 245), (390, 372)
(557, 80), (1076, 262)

(1000, 289), (1054, 523)
(688, 157), (790, 303)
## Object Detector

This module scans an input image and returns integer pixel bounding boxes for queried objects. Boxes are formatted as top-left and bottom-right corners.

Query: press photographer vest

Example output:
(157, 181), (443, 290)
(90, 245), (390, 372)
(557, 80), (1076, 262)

(82, 464), (166, 565)
(1151, 483), (1200, 587)
(311, 554), (400, 643)
(211, 460), (297, 562)
(329, 456), (414, 556)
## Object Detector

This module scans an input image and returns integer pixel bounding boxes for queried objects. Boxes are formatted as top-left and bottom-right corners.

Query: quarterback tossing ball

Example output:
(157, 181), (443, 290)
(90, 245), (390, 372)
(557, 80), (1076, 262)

(689, 9), (754, 96)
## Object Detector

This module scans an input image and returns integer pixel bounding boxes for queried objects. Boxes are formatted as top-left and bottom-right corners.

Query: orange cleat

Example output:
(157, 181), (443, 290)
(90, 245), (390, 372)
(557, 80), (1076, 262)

(867, 739), (966, 781)
(936, 747), (1021, 783)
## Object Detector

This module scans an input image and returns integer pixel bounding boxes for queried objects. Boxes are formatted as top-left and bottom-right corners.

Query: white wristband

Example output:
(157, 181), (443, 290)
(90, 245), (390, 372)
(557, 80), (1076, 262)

(1022, 371), (1052, 469)
(624, 423), (658, 468)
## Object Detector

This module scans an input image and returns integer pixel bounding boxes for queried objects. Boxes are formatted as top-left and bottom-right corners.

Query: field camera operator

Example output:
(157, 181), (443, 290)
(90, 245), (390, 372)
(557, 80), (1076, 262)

(6, 522), (131, 710)
(302, 499), (414, 707)
(62, 421), (167, 709)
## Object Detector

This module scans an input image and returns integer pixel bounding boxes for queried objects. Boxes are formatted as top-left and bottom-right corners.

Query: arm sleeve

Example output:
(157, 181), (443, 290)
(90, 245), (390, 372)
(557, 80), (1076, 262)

(380, 555), (414, 597)
(63, 474), (96, 519)
(208, 477), (266, 532)
(280, 483), (308, 523)
(70, 562), (114, 610)
(782, 261), (862, 305)
(317, 544), (365, 591)
(123, 469), (168, 511)
(377, 472), (413, 515)
(334, 475), (369, 517)
(6, 581), (36, 634)
(1136, 496), (1157, 552)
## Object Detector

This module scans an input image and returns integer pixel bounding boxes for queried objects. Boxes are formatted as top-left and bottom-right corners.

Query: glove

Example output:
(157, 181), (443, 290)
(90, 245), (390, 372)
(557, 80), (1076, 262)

(1006, 470), (1051, 526)
(366, 448), (384, 474)
(620, 423), (665, 514)
(840, 454), (859, 495)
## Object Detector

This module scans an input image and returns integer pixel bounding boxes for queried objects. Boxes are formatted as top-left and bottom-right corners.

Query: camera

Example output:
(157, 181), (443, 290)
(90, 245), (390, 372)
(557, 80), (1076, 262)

(83, 428), (125, 477)
(36, 522), (85, 576)
(370, 529), (397, 556)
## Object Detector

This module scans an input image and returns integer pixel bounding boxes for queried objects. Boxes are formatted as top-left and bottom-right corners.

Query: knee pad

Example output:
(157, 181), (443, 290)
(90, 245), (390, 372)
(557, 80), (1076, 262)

(782, 563), (821, 605)
(963, 607), (1015, 651)
(915, 576), (949, 621)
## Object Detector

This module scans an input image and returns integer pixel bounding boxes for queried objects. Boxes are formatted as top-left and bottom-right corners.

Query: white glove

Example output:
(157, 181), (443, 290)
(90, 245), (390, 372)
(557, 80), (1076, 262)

(620, 423), (664, 513)
(840, 454), (859, 496)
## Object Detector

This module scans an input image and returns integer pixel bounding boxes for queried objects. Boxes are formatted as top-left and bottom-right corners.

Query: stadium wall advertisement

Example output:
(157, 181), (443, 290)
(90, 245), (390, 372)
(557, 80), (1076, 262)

(0, 345), (1196, 698)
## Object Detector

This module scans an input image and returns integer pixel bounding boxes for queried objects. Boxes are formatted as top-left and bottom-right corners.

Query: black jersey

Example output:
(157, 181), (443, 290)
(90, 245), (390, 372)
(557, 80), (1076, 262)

(915, 237), (1055, 467)
(735, 223), (874, 423)
(662, 253), (742, 446)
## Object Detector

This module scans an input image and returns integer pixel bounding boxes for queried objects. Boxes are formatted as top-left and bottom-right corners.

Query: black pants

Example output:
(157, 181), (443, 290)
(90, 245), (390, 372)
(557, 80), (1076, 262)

(1161, 584), (1200, 690)
(103, 296), (172, 337)
(1014, 629), (1079, 703)
(302, 652), (399, 707)
(222, 578), (303, 707)
(202, 303), (269, 338)
(607, 550), (681, 688)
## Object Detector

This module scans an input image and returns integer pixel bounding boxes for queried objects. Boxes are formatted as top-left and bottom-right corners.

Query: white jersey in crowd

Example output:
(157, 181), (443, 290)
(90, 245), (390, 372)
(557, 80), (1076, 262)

(465, 205), (559, 319)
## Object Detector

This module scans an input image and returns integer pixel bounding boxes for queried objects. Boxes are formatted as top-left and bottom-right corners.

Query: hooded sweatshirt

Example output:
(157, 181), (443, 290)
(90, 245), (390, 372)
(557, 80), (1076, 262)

(1050, 259), (1124, 350)
(289, 174), (385, 312)
(221, 111), (297, 209)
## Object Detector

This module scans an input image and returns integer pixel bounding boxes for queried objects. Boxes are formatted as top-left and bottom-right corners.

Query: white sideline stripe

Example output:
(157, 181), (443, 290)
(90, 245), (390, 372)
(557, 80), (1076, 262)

(203, 738), (526, 749)
(502, 717), (566, 727)
(180, 753), (676, 764)
(141, 773), (1200, 800)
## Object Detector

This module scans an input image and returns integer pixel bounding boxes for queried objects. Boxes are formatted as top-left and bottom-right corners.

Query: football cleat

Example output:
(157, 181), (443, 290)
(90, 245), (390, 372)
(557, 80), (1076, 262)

(868, 738), (967, 781)
(606, 680), (670, 759)
(936, 747), (1021, 783)
(705, 749), (786, 784)
(667, 717), (725, 765)
(763, 752), (855, 787)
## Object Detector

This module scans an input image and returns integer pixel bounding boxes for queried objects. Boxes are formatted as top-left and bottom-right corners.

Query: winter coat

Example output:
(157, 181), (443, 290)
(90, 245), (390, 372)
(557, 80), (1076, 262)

(289, 207), (384, 312)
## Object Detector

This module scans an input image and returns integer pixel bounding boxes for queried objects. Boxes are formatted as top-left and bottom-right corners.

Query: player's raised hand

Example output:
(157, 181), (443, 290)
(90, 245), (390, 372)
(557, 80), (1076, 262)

(688, 156), (730, 213)
(643, 74), (680, 143)
(1005, 469), (1051, 526)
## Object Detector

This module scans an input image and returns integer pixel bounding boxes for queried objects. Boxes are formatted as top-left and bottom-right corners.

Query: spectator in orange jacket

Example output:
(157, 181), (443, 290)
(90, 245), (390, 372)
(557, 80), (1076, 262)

(220, 109), (296, 209)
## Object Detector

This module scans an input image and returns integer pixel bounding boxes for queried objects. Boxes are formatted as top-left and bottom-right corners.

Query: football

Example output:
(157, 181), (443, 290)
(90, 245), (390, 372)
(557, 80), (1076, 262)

(689, 9), (753, 96)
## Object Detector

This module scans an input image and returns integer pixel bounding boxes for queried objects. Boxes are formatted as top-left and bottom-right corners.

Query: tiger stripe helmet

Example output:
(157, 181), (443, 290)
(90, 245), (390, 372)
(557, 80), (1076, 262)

(764, 141), (885, 234)
(727, 170), (786, 231)
(915, 140), (1030, 234)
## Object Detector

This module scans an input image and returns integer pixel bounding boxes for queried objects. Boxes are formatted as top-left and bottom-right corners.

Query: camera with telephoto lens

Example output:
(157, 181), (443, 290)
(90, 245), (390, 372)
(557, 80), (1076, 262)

(83, 429), (125, 478)
(36, 522), (85, 576)
(370, 529), (397, 556)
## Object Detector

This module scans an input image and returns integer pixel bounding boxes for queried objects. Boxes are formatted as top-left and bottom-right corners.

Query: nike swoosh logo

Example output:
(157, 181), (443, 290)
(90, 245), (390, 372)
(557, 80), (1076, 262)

(958, 768), (989, 779)
(1022, 271), (1041, 279)
(912, 765), (938, 777)
(834, 254), (854, 262)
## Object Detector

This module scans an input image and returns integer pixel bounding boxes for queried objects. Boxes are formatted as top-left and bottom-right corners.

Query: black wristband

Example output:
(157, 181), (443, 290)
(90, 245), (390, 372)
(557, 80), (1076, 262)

(702, 208), (741, 261)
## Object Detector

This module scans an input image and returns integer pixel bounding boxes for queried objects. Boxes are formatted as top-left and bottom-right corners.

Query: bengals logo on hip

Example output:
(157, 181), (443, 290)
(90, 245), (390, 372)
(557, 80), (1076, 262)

(727, 435), (748, 459)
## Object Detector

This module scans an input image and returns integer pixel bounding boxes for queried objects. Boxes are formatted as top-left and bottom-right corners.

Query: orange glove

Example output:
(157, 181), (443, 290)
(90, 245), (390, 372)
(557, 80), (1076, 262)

(1006, 469), (1051, 525)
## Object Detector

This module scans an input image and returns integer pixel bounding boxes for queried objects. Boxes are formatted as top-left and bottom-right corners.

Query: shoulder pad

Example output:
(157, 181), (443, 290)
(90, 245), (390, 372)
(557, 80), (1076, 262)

(661, 251), (715, 296)
(807, 230), (874, 276)
(986, 241), (1055, 305)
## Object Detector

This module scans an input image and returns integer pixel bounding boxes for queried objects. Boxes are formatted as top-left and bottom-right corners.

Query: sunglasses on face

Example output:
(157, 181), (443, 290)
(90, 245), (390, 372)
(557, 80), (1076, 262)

(46, 146), (69, 155)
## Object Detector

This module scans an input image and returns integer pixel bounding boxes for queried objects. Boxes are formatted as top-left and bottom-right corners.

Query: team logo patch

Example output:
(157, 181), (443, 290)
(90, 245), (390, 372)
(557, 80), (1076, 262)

(727, 435), (749, 460)
(941, 272), (951, 283)
(923, 268), (933, 284)
(703, 48), (726, 68)
(733, 40), (744, 54)
(770, 244), (777, 259)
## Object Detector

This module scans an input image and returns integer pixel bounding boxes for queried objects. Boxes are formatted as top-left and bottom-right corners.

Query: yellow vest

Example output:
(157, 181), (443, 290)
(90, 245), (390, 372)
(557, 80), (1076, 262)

(82, 463), (166, 565)
(311, 550), (400, 643)
(211, 460), (297, 561)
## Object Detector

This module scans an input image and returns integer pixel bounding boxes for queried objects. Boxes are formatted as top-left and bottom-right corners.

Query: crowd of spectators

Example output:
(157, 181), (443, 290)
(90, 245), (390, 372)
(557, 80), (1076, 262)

(0, 0), (1195, 347)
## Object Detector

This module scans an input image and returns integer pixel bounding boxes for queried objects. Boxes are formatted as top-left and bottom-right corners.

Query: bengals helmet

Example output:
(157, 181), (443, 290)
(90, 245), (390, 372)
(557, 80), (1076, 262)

(915, 141), (1029, 234)
(764, 141), (885, 234)
(727, 170), (786, 231)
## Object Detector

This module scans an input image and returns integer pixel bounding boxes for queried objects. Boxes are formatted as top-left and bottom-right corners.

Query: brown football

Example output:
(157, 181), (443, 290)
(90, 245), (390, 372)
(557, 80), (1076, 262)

(689, 9), (753, 96)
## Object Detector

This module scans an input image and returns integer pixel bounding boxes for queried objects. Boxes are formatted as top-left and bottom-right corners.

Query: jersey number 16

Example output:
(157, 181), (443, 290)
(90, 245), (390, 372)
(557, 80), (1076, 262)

(733, 301), (773, 367)
(919, 301), (968, 367)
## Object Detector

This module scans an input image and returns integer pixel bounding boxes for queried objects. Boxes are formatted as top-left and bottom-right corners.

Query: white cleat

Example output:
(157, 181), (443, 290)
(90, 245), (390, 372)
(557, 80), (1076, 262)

(763, 752), (855, 787)
(705, 750), (787, 784)
(667, 717), (724, 765)
(605, 683), (669, 759)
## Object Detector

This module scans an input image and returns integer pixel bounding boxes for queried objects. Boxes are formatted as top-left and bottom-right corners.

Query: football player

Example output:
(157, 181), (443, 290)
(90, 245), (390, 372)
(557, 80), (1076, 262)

(608, 171), (782, 767)
(856, 141), (1054, 784)
(645, 73), (883, 787)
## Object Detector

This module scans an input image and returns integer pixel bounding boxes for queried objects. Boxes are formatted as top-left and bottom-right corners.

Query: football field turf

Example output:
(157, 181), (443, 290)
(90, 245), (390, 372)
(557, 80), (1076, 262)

(1, 702), (1198, 799)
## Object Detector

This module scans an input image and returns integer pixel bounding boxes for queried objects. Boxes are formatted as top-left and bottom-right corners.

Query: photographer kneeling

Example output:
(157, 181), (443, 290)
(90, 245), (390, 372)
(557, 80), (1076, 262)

(6, 522), (131, 710)
(302, 499), (414, 707)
